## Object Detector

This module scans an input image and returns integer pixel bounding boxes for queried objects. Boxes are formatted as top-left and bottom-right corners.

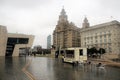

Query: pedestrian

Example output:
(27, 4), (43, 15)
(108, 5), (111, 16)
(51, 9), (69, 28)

(55, 51), (59, 58)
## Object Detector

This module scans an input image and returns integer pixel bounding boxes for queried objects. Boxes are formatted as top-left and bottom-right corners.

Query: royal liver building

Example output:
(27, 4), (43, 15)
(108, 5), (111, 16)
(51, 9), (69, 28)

(53, 8), (120, 54)
(53, 8), (80, 50)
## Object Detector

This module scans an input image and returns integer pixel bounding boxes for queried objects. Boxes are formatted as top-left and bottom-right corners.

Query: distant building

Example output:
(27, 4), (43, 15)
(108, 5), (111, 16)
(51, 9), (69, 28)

(33, 45), (42, 52)
(0, 25), (34, 56)
(47, 35), (51, 49)
(53, 8), (80, 50)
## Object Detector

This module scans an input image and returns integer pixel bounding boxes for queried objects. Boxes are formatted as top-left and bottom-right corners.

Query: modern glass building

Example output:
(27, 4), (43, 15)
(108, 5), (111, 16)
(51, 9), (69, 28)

(47, 35), (51, 49)
(0, 25), (34, 56)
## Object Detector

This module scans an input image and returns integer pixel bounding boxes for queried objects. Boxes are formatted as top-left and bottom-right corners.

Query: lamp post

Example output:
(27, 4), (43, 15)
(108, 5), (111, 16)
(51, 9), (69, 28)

(56, 32), (58, 51)
(59, 45), (61, 55)
(25, 45), (27, 63)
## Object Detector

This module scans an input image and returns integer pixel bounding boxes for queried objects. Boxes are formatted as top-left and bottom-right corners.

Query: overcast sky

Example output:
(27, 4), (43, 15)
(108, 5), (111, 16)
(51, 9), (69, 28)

(0, 0), (120, 48)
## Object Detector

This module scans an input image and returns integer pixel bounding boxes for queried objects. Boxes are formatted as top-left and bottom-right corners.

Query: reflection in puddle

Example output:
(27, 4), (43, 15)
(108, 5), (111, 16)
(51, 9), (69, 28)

(0, 57), (120, 80)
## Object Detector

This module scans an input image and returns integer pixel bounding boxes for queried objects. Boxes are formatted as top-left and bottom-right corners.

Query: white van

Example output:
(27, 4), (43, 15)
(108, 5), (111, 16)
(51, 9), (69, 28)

(62, 47), (87, 64)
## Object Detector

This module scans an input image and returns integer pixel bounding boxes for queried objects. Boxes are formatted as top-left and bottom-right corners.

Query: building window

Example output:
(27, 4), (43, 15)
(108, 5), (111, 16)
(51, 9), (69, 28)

(108, 43), (111, 46)
(85, 42), (86, 46)
(95, 36), (97, 39)
(108, 31), (111, 34)
(100, 32), (102, 35)
(96, 40), (98, 43)
(108, 47), (112, 53)
(104, 32), (106, 34)
(104, 39), (106, 43)
(95, 33), (97, 35)
(109, 39), (111, 43)
(100, 35), (102, 39)
(91, 37), (93, 40)
(104, 35), (106, 38)
(91, 41), (93, 44)
(100, 44), (102, 47)
(87, 41), (89, 44)
(105, 44), (107, 47)
(84, 38), (86, 40)
(100, 40), (102, 43)
(108, 34), (111, 38)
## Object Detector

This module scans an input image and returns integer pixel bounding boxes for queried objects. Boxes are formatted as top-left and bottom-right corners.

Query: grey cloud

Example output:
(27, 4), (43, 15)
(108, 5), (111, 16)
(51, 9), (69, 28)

(100, 0), (120, 11)
(0, 0), (53, 9)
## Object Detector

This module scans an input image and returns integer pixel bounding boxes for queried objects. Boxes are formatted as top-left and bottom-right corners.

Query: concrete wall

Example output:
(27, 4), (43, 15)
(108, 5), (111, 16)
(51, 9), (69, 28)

(0, 26), (7, 56)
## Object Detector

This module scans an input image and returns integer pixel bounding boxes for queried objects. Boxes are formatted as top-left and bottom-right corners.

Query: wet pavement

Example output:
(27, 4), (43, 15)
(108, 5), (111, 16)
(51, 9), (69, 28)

(0, 56), (120, 80)
(0, 57), (29, 80)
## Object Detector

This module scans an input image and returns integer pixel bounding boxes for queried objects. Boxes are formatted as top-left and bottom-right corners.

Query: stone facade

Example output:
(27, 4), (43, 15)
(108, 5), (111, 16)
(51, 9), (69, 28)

(80, 20), (120, 54)
(53, 8), (80, 50)
(53, 8), (120, 55)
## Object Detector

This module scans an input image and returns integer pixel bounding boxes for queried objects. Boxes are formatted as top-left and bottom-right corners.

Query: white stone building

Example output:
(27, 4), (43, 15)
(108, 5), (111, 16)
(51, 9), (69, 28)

(80, 19), (120, 54)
